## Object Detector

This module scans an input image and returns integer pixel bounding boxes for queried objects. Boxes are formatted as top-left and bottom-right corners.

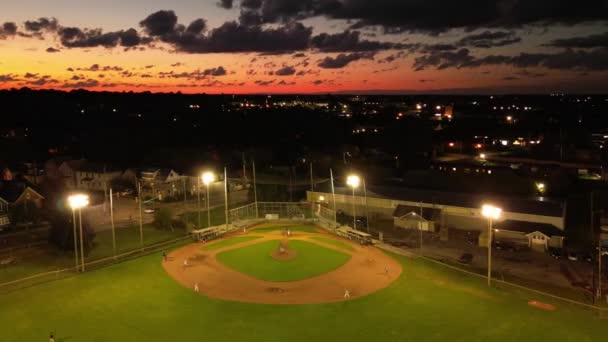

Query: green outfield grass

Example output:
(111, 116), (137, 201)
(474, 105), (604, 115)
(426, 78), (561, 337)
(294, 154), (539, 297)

(216, 239), (351, 282)
(1, 246), (607, 341)
(309, 236), (355, 251)
(0, 224), (185, 284)
(250, 225), (318, 234)
(201, 236), (263, 251)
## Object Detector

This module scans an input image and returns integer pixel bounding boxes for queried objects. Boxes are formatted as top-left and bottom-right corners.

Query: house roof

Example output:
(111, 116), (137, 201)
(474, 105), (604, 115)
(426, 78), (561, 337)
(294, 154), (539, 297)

(0, 181), (44, 203)
(323, 184), (564, 218)
(76, 162), (121, 173)
(493, 220), (563, 237)
(393, 204), (441, 221)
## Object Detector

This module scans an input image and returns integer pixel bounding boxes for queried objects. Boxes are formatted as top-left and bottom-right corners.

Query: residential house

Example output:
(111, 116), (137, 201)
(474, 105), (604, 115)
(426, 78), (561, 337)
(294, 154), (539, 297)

(139, 168), (185, 199)
(393, 204), (440, 232)
(0, 197), (9, 228)
(493, 220), (565, 250)
(0, 181), (45, 208)
(58, 159), (87, 188)
(74, 162), (122, 192)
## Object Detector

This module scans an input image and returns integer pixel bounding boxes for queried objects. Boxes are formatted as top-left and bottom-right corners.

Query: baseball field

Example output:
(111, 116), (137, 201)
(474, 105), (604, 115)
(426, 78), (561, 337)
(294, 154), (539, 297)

(1, 223), (606, 341)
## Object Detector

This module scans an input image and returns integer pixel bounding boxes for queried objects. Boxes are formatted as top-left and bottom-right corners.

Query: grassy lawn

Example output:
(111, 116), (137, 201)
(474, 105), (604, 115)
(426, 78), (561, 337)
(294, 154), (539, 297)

(250, 225), (318, 234)
(1, 248), (607, 341)
(216, 239), (351, 282)
(0, 225), (185, 285)
(309, 236), (355, 251)
(201, 236), (263, 251)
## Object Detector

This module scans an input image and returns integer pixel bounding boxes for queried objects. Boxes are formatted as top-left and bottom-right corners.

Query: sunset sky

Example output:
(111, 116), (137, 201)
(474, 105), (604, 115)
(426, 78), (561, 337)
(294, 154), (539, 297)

(0, 0), (607, 94)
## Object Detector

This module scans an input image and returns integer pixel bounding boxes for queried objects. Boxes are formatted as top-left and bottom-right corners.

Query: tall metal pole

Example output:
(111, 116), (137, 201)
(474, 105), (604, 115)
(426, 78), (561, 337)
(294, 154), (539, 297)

(138, 182), (143, 249)
(352, 187), (356, 230)
(363, 178), (370, 234)
(224, 168), (229, 229)
(197, 177), (201, 228)
(420, 201), (424, 249)
(110, 188), (116, 258)
(252, 160), (259, 218)
(72, 208), (79, 271)
(487, 217), (493, 287)
(183, 177), (187, 204)
(78, 209), (85, 272)
(330, 168), (337, 226)
(310, 162), (314, 192)
(206, 184), (211, 228)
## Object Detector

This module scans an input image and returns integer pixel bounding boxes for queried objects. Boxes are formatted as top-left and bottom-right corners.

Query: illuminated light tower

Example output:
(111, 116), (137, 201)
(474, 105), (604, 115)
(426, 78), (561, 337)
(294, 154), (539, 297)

(535, 182), (546, 196)
(346, 175), (361, 230)
(68, 194), (90, 272)
(202, 171), (216, 228)
(481, 204), (502, 286)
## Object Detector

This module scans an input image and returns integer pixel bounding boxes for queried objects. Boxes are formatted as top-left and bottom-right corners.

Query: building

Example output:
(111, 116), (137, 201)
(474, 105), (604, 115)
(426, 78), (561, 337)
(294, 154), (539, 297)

(393, 204), (439, 232)
(74, 162), (122, 192)
(0, 197), (10, 228)
(57, 159), (87, 188)
(493, 220), (564, 250)
(308, 185), (565, 249)
(139, 168), (184, 199)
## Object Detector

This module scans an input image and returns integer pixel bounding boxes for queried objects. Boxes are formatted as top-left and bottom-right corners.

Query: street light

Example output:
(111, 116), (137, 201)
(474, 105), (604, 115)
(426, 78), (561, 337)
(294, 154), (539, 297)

(201, 171), (216, 228)
(68, 194), (89, 272)
(479, 153), (486, 160)
(535, 182), (546, 195)
(481, 204), (502, 287)
(347, 175), (360, 230)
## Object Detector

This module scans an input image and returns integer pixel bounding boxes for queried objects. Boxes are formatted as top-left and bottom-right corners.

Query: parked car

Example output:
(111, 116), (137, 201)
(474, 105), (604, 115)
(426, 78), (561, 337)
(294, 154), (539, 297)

(548, 247), (562, 259)
(459, 253), (473, 264)
(144, 208), (155, 214)
(567, 252), (578, 261)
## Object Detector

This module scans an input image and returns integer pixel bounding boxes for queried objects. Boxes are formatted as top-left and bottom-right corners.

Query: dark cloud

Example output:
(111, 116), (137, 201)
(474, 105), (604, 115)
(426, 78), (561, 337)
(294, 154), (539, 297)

(24, 17), (58, 32)
(218, 0), (234, 9)
(61, 79), (100, 88)
(458, 30), (521, 48)
(186, 19), (207, 34)
(503, 76), (519, 81)
(0, 22), (18, 38)
(0, 74), (18, 82)
(310, 30), (405, 52)
(24, 73), (38, 79)
(255, 79), (275, 86)
(413, 47), (608, 71)
(318, 52), (375, 69)
(312, 79), (323, 85)
(277, 80), (296, 85)
(58, 27), (146, 48)
(275, 66), (296, 75)
(242, 0), (263, 9)
(548, 32), (608, 48)
(46, 47), (61, 53)
(293, 53), (307, 58)
(140, 10), (179, 36)
(239, 10), (264, 26)
(233, 0), (608, 34)
(203, 66), (228, 76)
(159, 20), (312, 53)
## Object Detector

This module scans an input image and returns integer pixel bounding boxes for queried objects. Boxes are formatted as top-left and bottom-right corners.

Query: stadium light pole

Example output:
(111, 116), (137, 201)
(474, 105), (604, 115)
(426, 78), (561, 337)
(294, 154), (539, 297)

(347, 175), (361, 230)
(68, 194), (89, 272)
(202, 171), (216, 228)
(481, 204), (502, 287)
(197, 176), (201, 228)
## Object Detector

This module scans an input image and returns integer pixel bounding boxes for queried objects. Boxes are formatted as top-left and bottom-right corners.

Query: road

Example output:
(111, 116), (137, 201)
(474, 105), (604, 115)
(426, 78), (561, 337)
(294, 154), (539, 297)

(85, 190), (249, 232)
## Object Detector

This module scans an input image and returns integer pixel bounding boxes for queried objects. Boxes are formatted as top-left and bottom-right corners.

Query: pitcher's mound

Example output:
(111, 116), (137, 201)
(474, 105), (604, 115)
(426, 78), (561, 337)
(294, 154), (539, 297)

(270, 240), (297, 261)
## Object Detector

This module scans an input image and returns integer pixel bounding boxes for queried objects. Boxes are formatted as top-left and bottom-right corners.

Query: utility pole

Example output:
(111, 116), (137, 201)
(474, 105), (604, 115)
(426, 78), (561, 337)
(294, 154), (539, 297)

(79, 209), (85, 272)
(420, 201), (424, 249)
(138, 182), (143, 250)
(252, 160), (259, 218)
(72, 208), (79, 271)
(110, 188), (116, 259)
(330, 168), (337, 226)
(197, 176), (201, 228)
(487, 217), (493, 287)
(363, 178), (370, 234)
(224, 167), (229, 229)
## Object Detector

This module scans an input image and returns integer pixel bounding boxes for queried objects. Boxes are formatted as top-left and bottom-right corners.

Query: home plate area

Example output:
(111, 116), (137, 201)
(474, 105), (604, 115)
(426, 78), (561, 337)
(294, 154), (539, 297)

(163, 223), (402, 304)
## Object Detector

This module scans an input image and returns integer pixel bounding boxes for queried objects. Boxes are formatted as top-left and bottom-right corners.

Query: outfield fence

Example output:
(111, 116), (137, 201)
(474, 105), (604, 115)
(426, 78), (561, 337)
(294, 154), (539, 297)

(0, 235), (191, 295)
